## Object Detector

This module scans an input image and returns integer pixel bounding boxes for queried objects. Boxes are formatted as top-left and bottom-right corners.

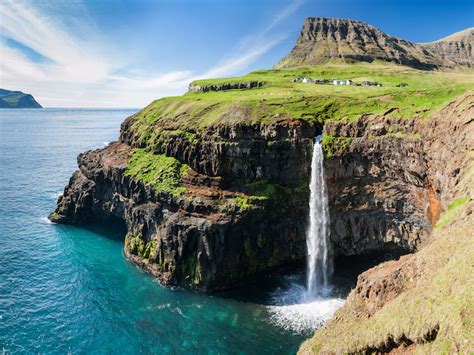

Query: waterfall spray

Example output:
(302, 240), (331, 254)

(306, 136), (332, 296)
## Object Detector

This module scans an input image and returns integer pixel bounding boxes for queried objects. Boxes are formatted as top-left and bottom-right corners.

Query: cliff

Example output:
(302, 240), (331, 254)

(422, 28), (474, 69)
(51, 120), (314, 291)
(50, 62), (473, 295)
(275, 17), (474, 70)
(0, 89), (42, 108)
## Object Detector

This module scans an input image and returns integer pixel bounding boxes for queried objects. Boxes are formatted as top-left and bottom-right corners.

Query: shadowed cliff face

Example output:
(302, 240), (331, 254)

(324, 117), (432, 255)
(324, 93), (473, 256)
(50, 92), (472, 292)
(275, 17), (474, 70)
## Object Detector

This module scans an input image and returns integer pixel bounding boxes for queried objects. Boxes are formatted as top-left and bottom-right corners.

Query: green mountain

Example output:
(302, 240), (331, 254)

(0, 89), (42, 108)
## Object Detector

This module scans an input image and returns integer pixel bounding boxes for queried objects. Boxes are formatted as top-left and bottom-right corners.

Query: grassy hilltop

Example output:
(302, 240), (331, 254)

(128, 62), (474, 143)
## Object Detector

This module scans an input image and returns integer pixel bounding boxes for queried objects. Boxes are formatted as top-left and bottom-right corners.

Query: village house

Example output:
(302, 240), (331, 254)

(292, 77), (385, 87)
(292, 77), (314, 83)
(332, 79), (353, 85)
(362, 80), (383, 87)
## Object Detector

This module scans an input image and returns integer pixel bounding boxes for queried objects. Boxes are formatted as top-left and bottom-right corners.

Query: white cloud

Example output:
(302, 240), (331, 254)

(0, 0), (303, 108)
(0, 0), (112, 83)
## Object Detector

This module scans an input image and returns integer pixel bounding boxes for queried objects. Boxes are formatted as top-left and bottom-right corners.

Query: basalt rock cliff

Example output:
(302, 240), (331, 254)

(275, 17), (474, 70)
(51, 119), (316, 291)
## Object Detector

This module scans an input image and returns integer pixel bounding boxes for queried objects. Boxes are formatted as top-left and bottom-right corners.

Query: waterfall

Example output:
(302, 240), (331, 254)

(306, 136), (332, 296)
(268, 138), (343, 332)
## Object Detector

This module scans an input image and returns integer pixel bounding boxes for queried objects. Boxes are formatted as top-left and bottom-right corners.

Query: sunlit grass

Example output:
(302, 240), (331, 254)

(127, 63), (474, 142)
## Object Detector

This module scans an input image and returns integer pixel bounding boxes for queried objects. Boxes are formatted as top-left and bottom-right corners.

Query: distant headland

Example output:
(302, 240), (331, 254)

(0, 89), (42, 108)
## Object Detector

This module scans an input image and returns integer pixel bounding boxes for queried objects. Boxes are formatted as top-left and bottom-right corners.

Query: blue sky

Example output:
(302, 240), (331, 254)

(0, 0), (473, 108)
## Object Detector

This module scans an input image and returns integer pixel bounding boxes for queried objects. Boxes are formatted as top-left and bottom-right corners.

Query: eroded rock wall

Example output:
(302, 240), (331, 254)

(52, 120), (314, 292)
(120, 118), (317, 187)
(188, 81), (264, 92)
(324, 117), (432, 254)
(322, 93), (473, 256)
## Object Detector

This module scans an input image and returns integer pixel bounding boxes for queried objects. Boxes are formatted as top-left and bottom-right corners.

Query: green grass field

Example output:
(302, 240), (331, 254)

(128, 62), (474, 141)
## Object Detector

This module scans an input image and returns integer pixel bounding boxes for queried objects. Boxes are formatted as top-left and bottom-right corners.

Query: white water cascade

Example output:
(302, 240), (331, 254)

(267, 136), (343, 333)
(306, 136), (332, 296)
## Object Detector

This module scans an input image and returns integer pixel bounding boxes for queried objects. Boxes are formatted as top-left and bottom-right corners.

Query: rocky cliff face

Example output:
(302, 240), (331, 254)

(120, 117), (317, 187)
(51, 119), (316, 291)
(275, 17), (474, 70)
(50, 92), (472, 291)
(324, 117), (432, 255)
(423, 28), (474, 69)
(300, 93), (474, 353)
(323, 92), (473, 255)
(188, 81), (264, 92)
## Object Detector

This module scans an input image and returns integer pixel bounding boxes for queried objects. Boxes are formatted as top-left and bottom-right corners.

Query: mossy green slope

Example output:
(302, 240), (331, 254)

(124, 148), (189, 196)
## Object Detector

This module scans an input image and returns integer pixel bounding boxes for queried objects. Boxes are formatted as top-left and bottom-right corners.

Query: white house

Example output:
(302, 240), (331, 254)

(332, 79), (351, 85)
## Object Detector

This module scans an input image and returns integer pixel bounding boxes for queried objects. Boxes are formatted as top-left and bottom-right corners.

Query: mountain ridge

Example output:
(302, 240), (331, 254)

(275, 17), (474, 70)
(433, 27), (474, 43)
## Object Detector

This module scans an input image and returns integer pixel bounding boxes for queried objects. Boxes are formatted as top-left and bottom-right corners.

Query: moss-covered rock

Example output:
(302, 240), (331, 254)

(124, 148), (189, 196)
(321, 134), (351, 158)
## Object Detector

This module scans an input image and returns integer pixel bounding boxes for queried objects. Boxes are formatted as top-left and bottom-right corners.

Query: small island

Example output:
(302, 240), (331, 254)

(0, 89), (42, 108)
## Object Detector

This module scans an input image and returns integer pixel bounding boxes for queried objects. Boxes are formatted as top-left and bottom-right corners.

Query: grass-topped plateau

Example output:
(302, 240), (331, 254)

(127, 62), (474, 143)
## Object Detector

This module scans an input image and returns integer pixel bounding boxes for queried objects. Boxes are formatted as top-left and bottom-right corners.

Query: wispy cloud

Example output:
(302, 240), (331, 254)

(0, 0), (112, 83)
(0, 0), (303, 107)
(266, 0), (305, 32)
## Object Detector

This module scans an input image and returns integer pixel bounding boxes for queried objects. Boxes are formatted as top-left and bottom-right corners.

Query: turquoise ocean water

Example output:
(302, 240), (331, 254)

(0, 109), (317, 354)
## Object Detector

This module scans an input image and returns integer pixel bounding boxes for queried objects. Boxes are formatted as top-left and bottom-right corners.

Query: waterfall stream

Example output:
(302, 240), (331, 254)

(306, 136), (332, 296)
(267, 136), (343, 333)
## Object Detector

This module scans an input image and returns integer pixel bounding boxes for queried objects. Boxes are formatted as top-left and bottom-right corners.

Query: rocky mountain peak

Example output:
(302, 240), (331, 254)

(298, 17), (395, 43)
(275, 17), (474, 70)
